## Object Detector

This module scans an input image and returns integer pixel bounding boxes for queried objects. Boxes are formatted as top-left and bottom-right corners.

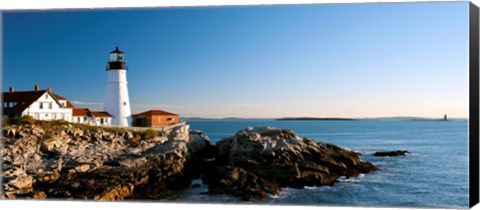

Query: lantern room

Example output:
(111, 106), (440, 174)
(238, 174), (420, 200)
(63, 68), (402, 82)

(107, 46), (127, 70)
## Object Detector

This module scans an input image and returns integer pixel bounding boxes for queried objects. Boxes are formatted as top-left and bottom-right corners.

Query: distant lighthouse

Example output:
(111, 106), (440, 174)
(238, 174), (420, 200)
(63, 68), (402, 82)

(104, 47), (131, 126)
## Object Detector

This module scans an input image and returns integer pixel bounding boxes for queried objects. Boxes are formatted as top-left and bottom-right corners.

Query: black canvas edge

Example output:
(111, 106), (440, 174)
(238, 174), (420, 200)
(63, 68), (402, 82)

(470, 1), (480, 208)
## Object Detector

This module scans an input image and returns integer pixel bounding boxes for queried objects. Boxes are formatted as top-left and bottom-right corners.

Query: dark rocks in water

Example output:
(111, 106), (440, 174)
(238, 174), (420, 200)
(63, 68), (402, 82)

(204, 126), (380, 201)
(191, 183), (201, 188)
(373, 150), (410, 157)
(207, 166), (281, 201)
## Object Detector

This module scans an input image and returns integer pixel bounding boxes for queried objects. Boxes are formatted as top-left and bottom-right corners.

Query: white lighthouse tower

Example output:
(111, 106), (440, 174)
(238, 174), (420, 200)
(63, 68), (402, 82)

(104, 46), (131, 126)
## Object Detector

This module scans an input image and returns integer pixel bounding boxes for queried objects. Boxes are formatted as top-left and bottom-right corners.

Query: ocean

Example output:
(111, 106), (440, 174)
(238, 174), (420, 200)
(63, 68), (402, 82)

(164, 119), (469, 208)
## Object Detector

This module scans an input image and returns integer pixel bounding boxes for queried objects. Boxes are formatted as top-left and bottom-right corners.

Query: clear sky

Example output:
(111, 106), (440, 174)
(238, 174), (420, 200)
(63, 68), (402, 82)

(2, 2), (470, 118)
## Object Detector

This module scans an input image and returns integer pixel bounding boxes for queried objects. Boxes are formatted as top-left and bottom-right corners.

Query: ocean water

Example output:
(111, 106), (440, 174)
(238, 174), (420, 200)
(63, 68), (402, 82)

(165, 119), (469, 208)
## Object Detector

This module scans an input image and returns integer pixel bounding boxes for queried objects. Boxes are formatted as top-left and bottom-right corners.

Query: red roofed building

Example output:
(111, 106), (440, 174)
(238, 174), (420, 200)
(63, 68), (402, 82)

(51, 93), (75, 109)
(72, 109), (113, 126)
(91, 111), (113, 126)
(3, 85), (113, 126)
(2, 85), (74, 121)
(131, 110), (179, 127)
(72, 108), (91, 124)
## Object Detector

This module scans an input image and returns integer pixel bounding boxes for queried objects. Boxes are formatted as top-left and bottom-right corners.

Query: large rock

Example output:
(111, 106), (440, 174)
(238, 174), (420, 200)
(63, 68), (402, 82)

(41, 136), (70, 156)
(2, 123), (212, 200)
(373, 150), (410, 157)
(205, 127), (379, 200)
(3, 175), (34, 191)
(207, 166), (281, 201)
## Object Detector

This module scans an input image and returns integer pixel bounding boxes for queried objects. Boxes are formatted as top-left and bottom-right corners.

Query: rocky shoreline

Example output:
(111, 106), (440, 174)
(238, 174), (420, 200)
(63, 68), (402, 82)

(2, 123), (379, 201)
(202, 127), (379, 200)
(1, 123), (213, 200)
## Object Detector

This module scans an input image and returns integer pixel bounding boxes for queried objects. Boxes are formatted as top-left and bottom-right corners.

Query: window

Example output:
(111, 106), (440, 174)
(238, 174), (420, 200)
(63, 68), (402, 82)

(45, 94), (48, 99)
(52, 113), (57, 119)
(39, 102), (43, 109)
(3, 102), (12, 108)
(167, 118), (174, 122)
(84, 117), (87, 121)
(45, 113), (49, 117)
(123, 102), (126, 106)
(49, 103), (53, 109)
(100, 118), (104, 124)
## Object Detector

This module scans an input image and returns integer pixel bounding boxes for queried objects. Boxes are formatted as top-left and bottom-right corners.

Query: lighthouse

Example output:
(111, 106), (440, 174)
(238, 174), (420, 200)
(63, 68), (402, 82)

(104, 47), (131, 126)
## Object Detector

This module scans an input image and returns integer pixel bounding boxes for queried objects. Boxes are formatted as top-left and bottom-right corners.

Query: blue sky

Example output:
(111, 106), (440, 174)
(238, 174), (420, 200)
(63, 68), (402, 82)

(2, 2), (469, 118)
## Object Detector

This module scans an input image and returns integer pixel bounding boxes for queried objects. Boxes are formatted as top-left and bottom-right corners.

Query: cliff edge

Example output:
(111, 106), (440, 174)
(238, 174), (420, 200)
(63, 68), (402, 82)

(1, 122), (212, 200)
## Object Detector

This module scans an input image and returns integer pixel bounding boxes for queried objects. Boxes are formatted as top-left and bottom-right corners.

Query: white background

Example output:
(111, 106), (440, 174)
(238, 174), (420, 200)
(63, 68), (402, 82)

(0, 0), (479, 210)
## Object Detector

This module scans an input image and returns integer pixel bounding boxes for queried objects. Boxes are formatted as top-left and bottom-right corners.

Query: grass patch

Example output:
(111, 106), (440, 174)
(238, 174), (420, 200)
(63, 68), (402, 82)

(3, 115), (36, 126)
(142, 129), (158, 139)
(3, 116), (168, 146)
(130, 134), (142, 146)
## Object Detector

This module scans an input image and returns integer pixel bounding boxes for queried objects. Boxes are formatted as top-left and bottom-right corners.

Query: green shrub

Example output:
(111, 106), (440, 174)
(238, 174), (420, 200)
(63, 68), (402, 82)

(131, 134), (142, 146)
(5, 115), (36, 125)
(142, 129), (158, 139)
(35, 119), (70, 127)
(34, 119), (71, 132)
(2, 118), (9, 127)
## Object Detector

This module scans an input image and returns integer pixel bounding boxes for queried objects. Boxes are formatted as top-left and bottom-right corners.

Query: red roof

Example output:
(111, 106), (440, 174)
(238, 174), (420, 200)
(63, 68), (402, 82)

(72, 108), (112, 118)
(52, 93), (74, 108)
(132, 110), (179, 117)
(72, 108), (91, 116)
(90, 111), (113, 118)
(2, 90), (47, 114)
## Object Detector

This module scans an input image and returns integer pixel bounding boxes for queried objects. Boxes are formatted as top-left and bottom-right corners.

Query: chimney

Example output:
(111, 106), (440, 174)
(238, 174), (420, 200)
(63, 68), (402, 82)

(34, 85), (39, 91)
(9, 87), (14, 93)
(47, 88), (52, 93)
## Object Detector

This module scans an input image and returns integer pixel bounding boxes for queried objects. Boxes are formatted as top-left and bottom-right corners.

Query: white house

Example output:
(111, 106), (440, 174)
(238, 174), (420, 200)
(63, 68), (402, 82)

(72, 108), (112, 126)
(91, 111), (113, 126)
(2, 85), (113, 126)
(3, 85), (74, 121)
(72, 108), (91, 124)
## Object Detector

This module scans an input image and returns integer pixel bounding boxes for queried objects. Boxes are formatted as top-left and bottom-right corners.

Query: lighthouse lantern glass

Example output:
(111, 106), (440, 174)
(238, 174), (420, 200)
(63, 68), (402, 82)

(117, 54), (124, 61)
(109, 53), (117, 62)
(109, 53), (124, 62)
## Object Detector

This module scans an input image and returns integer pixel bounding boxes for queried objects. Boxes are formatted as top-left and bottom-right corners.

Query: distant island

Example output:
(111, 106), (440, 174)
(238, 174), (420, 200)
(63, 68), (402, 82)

(361, 116), (464, 121)
(276, 117), (356, 121)
(183, 116), (466, 121)
(276, 116), (466, 121)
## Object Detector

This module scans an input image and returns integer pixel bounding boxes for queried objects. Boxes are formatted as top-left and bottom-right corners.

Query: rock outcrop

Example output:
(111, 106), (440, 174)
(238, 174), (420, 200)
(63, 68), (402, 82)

(1, 123), (212, 200)
(203, 127), (379, 200)
(373, 150), (410, 157)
